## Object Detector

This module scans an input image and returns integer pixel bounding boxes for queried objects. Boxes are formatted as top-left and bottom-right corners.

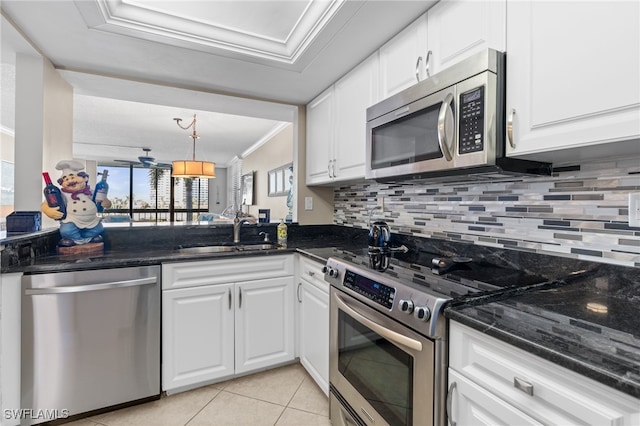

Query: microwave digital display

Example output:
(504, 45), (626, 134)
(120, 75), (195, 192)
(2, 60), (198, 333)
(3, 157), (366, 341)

(459, 86), (485, 154)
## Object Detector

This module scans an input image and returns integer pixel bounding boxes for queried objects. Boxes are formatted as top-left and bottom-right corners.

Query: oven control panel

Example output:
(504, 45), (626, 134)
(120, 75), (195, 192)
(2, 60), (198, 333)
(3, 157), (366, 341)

(343, 269), (395, 309)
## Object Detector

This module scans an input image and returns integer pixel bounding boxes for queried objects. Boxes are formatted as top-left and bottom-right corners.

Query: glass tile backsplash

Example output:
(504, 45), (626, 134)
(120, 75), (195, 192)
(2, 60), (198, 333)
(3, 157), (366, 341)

(334, 156), (640, 267)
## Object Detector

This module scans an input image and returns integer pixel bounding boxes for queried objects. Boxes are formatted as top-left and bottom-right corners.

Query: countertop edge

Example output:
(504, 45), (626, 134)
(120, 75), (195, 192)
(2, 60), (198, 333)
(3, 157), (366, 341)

(446, 308), (640, 400)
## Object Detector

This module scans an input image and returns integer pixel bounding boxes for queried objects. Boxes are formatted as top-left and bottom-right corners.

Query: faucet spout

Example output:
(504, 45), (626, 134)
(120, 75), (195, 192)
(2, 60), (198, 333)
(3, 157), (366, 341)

(233, 212), (257, 243)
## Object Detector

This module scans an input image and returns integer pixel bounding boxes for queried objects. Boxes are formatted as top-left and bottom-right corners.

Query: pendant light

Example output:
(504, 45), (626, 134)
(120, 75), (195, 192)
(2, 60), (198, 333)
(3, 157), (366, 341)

(172, 114), (216, 178)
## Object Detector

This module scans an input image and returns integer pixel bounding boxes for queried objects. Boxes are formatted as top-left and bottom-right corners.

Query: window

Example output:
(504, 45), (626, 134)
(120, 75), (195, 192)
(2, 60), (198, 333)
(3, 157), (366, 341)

(97, 164), (209, 222)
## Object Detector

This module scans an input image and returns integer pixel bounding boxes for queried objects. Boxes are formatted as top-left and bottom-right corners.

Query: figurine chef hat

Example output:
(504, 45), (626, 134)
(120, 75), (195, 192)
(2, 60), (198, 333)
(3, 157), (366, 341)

(55, 160), (85, 177)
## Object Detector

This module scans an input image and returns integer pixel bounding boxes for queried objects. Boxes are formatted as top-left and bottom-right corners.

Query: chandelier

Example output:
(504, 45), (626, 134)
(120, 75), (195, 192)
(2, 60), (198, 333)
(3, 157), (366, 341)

(172, 114), (216, 178)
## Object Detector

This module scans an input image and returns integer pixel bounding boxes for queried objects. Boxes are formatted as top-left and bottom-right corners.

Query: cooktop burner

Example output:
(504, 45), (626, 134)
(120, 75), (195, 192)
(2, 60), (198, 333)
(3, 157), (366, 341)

(313, 247), (550, 299)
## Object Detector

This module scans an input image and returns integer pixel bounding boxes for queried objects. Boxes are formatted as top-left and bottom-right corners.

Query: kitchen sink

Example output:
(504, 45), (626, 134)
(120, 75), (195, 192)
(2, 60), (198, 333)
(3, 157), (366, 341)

(236, 244), (279, 251)
(177, 243), (279, 254)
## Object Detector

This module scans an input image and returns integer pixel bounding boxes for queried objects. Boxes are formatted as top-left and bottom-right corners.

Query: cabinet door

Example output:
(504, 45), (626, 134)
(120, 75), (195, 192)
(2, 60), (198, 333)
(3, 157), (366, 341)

(162, 283), (234, 391)
(235, 276), (295, 374)
(505, 1), (640, 161)
(379, 13), (427, 98)
(306, 87), (334, 185)
(427, 0), (506, 74)
(333, 53), (379, 183)
(450, 321), (640, 425)
(448, 369), (543, 426)
(299, 279), (329, 395)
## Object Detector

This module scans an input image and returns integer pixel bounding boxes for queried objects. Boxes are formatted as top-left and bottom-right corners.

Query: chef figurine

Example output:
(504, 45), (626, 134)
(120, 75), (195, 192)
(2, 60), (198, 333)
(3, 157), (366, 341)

(41, 160), (112, 247)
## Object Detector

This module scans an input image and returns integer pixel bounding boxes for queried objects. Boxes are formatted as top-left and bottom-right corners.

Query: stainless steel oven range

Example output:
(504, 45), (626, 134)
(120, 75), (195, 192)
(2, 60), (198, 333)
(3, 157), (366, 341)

(324, 257), (450, 426)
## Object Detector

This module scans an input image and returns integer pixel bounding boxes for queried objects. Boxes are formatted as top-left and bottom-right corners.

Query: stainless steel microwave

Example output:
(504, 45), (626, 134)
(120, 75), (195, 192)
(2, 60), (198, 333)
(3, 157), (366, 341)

(365, 49), (550, 181)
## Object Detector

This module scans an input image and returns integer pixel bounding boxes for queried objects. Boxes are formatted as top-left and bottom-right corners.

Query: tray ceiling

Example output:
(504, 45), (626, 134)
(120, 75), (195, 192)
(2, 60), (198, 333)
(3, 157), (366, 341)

(1, 0), (435, 166)
(75, 0), (343, 66)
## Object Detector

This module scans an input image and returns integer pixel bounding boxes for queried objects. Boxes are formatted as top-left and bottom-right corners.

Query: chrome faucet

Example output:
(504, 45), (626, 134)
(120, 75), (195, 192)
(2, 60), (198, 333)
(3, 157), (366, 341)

(233, 211), (256, 243)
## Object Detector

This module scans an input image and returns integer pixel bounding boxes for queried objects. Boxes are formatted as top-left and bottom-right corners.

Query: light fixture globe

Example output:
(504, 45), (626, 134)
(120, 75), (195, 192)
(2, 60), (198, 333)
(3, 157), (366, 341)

(171, 114), (216, 179)
(172, 160), (215, 178)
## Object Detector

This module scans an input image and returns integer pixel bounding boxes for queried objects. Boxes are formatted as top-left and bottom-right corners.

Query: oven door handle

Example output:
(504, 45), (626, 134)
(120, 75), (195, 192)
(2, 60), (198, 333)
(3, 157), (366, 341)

(334, 292), (423, 352)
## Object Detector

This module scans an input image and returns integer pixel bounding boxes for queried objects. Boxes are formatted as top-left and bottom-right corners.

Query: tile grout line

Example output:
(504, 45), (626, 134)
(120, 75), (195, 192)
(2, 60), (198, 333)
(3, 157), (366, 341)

(271, 376), (307, 425)
(183, 389), (225, 426)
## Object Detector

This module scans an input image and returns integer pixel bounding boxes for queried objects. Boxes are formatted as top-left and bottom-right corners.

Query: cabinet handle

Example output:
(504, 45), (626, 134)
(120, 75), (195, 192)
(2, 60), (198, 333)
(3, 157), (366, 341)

(228, 288), (232, 310)
(308, 271), (315, 277)
(425, 50), (433, 78)
(507, 108), (516, 149)
(331, 159), (336, 178)
(437, 93), (455, 161)
(239, 287), (242, 309)
(327, 162), (332, 178)
(297, 282), (302, 303)
(514, 377), (534, 396)
(446, 381), (457, 426)
(415, 56), (423, 82)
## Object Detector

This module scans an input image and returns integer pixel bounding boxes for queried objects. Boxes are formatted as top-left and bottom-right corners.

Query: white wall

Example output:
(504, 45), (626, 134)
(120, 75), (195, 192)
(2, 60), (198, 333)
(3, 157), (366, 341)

(14, 54), (73, 229)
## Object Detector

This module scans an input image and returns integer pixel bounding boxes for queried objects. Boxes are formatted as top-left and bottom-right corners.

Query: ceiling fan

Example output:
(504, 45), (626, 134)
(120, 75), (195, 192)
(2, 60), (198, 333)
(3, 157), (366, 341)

(114, 148), (172, 168)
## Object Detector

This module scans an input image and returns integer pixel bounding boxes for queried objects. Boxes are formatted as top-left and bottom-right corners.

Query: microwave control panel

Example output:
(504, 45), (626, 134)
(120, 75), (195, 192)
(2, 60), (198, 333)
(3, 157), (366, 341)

(459, 86), (485, 154)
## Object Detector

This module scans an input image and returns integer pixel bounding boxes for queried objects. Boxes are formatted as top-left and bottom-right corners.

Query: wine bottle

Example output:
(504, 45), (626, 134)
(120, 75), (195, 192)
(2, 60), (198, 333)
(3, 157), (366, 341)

(92, 170), (109, 213)
(42, 172), (66, 220)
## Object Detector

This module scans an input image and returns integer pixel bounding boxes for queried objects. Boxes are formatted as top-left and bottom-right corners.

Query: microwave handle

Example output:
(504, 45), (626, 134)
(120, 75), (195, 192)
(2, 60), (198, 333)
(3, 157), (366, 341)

(507, 109), (516, 149)
(437, 93), (455, 161)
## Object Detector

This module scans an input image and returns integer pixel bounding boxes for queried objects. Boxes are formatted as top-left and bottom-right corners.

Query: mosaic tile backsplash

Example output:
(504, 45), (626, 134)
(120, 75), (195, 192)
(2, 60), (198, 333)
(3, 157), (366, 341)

(334, 156), (640, 267)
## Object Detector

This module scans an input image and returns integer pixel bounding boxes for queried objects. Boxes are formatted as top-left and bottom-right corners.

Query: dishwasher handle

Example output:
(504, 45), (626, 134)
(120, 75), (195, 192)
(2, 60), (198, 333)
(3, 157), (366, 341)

(25, 276), (157, 295)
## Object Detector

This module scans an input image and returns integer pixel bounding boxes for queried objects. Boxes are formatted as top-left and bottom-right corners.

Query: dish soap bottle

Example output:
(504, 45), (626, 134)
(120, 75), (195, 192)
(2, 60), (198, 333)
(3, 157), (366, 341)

(92, 170), (109, 213)
(277, 219), (288, 248)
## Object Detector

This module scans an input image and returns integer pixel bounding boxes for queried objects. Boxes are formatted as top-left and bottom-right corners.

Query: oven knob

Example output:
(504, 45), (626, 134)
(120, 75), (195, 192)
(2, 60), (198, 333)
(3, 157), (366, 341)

(399, 299), (414, 314)
(414, 306), (431, 322)
(329, 268), (339, 278)
(322, 266), (328, 273)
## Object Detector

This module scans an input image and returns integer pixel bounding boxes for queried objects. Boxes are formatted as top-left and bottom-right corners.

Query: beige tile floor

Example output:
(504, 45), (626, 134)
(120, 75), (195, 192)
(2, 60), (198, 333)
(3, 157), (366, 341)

(65, 363), (330, 426)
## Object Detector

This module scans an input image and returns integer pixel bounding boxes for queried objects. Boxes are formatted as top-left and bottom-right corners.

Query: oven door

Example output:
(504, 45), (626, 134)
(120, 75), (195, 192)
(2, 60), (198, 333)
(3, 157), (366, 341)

(330, 287), (442, 426)
(365, 88), (456, 180)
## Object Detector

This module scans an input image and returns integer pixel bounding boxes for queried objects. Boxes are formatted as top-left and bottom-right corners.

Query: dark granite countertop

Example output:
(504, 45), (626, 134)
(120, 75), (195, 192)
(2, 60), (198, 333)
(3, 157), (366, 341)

(3, 224), (638, 400)
(1, 223), (366, 274)
(446, 266), (640, 399)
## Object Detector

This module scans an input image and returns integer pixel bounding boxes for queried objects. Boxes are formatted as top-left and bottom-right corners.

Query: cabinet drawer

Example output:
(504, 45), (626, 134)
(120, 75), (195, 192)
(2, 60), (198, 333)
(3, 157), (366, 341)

(449, 322), (640, 425)
(163, 255), (294, 290)
(298, 255), (328, 294)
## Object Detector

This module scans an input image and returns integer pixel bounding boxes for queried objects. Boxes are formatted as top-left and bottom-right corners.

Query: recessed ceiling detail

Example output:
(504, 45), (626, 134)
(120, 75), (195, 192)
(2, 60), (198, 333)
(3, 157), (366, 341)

(74, 0), (345, 64)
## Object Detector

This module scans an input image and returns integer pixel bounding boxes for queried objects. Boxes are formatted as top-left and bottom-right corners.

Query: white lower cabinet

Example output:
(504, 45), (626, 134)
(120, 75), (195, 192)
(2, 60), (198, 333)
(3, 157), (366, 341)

(448, 321), (640, 426)
(162, 255), (295, 393)
(448, 369), (541, 426)
(235, 277), (295, 375)
(296, 256), (330, 395)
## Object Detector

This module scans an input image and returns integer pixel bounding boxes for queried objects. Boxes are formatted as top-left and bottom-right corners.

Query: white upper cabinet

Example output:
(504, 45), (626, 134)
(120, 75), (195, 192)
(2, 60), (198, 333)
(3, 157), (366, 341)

(306, 53), (378, 185)
(378, 1), (506, 99)
(505, 1), (640, 163)
(378, 13), (428, 99)
(333, 53), (379, 182)
(426, 0), (506, 74)
(306, 87), (334, 185)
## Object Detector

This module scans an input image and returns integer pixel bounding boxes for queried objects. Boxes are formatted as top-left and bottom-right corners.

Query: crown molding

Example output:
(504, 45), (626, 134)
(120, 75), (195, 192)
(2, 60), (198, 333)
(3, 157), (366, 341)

(73, 0), (345, 66)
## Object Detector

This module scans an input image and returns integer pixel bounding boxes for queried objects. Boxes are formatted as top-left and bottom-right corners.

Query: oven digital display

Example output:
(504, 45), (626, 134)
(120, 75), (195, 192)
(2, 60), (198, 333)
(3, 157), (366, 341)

(343, 270), (395, 309)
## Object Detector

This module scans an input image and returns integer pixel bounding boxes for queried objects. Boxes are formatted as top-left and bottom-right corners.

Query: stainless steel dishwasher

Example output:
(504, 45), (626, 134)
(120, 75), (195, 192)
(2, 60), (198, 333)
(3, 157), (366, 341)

(21, 265), (160, 424)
